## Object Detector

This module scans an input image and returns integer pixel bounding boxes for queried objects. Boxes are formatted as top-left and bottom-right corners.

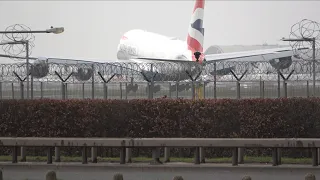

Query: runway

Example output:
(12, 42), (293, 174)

(1, 163), (320, 180)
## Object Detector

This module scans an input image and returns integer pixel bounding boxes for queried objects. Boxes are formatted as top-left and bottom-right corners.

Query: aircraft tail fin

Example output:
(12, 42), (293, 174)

(187, 0), (205, 62)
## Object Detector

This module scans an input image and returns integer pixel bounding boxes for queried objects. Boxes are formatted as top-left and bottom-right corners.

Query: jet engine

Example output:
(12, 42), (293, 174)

(30, 58), (49, 78)
(269, 56), (293, 70)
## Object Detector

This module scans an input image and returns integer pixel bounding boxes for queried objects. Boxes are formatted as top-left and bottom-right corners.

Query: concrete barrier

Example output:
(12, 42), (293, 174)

(1, 137), (320, 166)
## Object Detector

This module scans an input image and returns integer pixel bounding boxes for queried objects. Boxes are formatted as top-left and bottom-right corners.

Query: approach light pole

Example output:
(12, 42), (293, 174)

(281, 37), (316, 96)
(0, 26), (64, 99)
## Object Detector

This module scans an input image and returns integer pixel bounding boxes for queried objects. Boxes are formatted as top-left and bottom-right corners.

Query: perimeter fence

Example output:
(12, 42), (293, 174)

(1, 59), (320, 100)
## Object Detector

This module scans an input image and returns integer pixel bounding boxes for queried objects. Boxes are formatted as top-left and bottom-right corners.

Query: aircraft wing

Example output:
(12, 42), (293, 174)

(0, 54), (144, 74)
(136, 47), (308, 64)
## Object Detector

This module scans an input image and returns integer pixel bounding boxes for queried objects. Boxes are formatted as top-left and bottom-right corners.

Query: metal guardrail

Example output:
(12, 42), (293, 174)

(1, 137), (320, 166)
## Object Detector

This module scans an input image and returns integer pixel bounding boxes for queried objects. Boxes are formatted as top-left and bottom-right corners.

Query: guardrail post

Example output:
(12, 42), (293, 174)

(232, 148), (238, 166)
(164, 147), (170, 162)
(200, 147), (205, 163)
(47, 147), (53, 164)
(12, 146), (18, 163)
(91, 147), (97, 163)
(120, 147), (126, 164)
(20, 147), (26, 162)
(272, 148), (278, 166)
(238, 148), (244, 164)
(318, 148), (320, 166)
(55, 147), (60, 162)
(0, 169), (3, 180)
(151, 147), (162, 164)
(277, 148), (282, 165)
(126, 148), (132, 163)
(82, 146), (88, 164)
(312, 147), (318, 166)
(194, 147), (200, 164)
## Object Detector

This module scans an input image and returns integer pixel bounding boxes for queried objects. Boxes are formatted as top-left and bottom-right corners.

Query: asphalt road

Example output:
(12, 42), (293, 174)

(1, 163), (320, 180)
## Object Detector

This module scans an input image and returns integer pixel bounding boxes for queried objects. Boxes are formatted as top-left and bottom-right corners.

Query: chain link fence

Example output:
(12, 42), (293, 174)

(0, 59), (319, 100)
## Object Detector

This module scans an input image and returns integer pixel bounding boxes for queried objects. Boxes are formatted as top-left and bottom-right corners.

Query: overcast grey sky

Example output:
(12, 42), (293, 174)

(0, 1), (319, 62)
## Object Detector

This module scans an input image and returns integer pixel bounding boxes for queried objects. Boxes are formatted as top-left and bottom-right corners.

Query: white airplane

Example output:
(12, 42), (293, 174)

(0, 0), (308, 90)
(113, 0), (306, 82)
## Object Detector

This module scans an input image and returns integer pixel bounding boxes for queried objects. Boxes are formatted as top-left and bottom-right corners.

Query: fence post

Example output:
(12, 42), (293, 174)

(61, 83), (66, 99)
(40, 82), (43, 99)
(125, 82), (128, 99)
(260, 79), (264, 98)
(82, 83), (85, 99)
(120, 82), (123, 99)
(11, 83), (14, 99)
(54, 71), (73, 100)
(176, 81), (179, 98)
(91, 64), (95, 99)
(277, 71), (281, 98)
(278, 70), (294, 98)
(283, 81), (288, 98)
(214, 62), (217, 99)
(307, 81), (310, 98)
(0, 82), (2, 99)
(31, 72), (34, 99)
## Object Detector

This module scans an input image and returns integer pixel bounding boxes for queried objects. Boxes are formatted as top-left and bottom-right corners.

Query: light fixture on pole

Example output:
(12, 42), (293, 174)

(0, 26), (64, 34)
(0, 25), (64, 99)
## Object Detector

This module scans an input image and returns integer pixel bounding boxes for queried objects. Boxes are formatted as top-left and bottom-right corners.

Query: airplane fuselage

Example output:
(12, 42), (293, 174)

(117, 29), (193, 62)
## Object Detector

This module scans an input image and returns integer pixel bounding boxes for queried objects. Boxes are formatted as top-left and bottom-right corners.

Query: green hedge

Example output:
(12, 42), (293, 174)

(0, 98), (319, 158)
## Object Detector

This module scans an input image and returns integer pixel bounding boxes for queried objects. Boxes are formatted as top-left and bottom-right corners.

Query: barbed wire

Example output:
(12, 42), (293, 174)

(0, 24), (35, 61)
(0, 60), (319, 83)
(289, 19), (320, 60)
